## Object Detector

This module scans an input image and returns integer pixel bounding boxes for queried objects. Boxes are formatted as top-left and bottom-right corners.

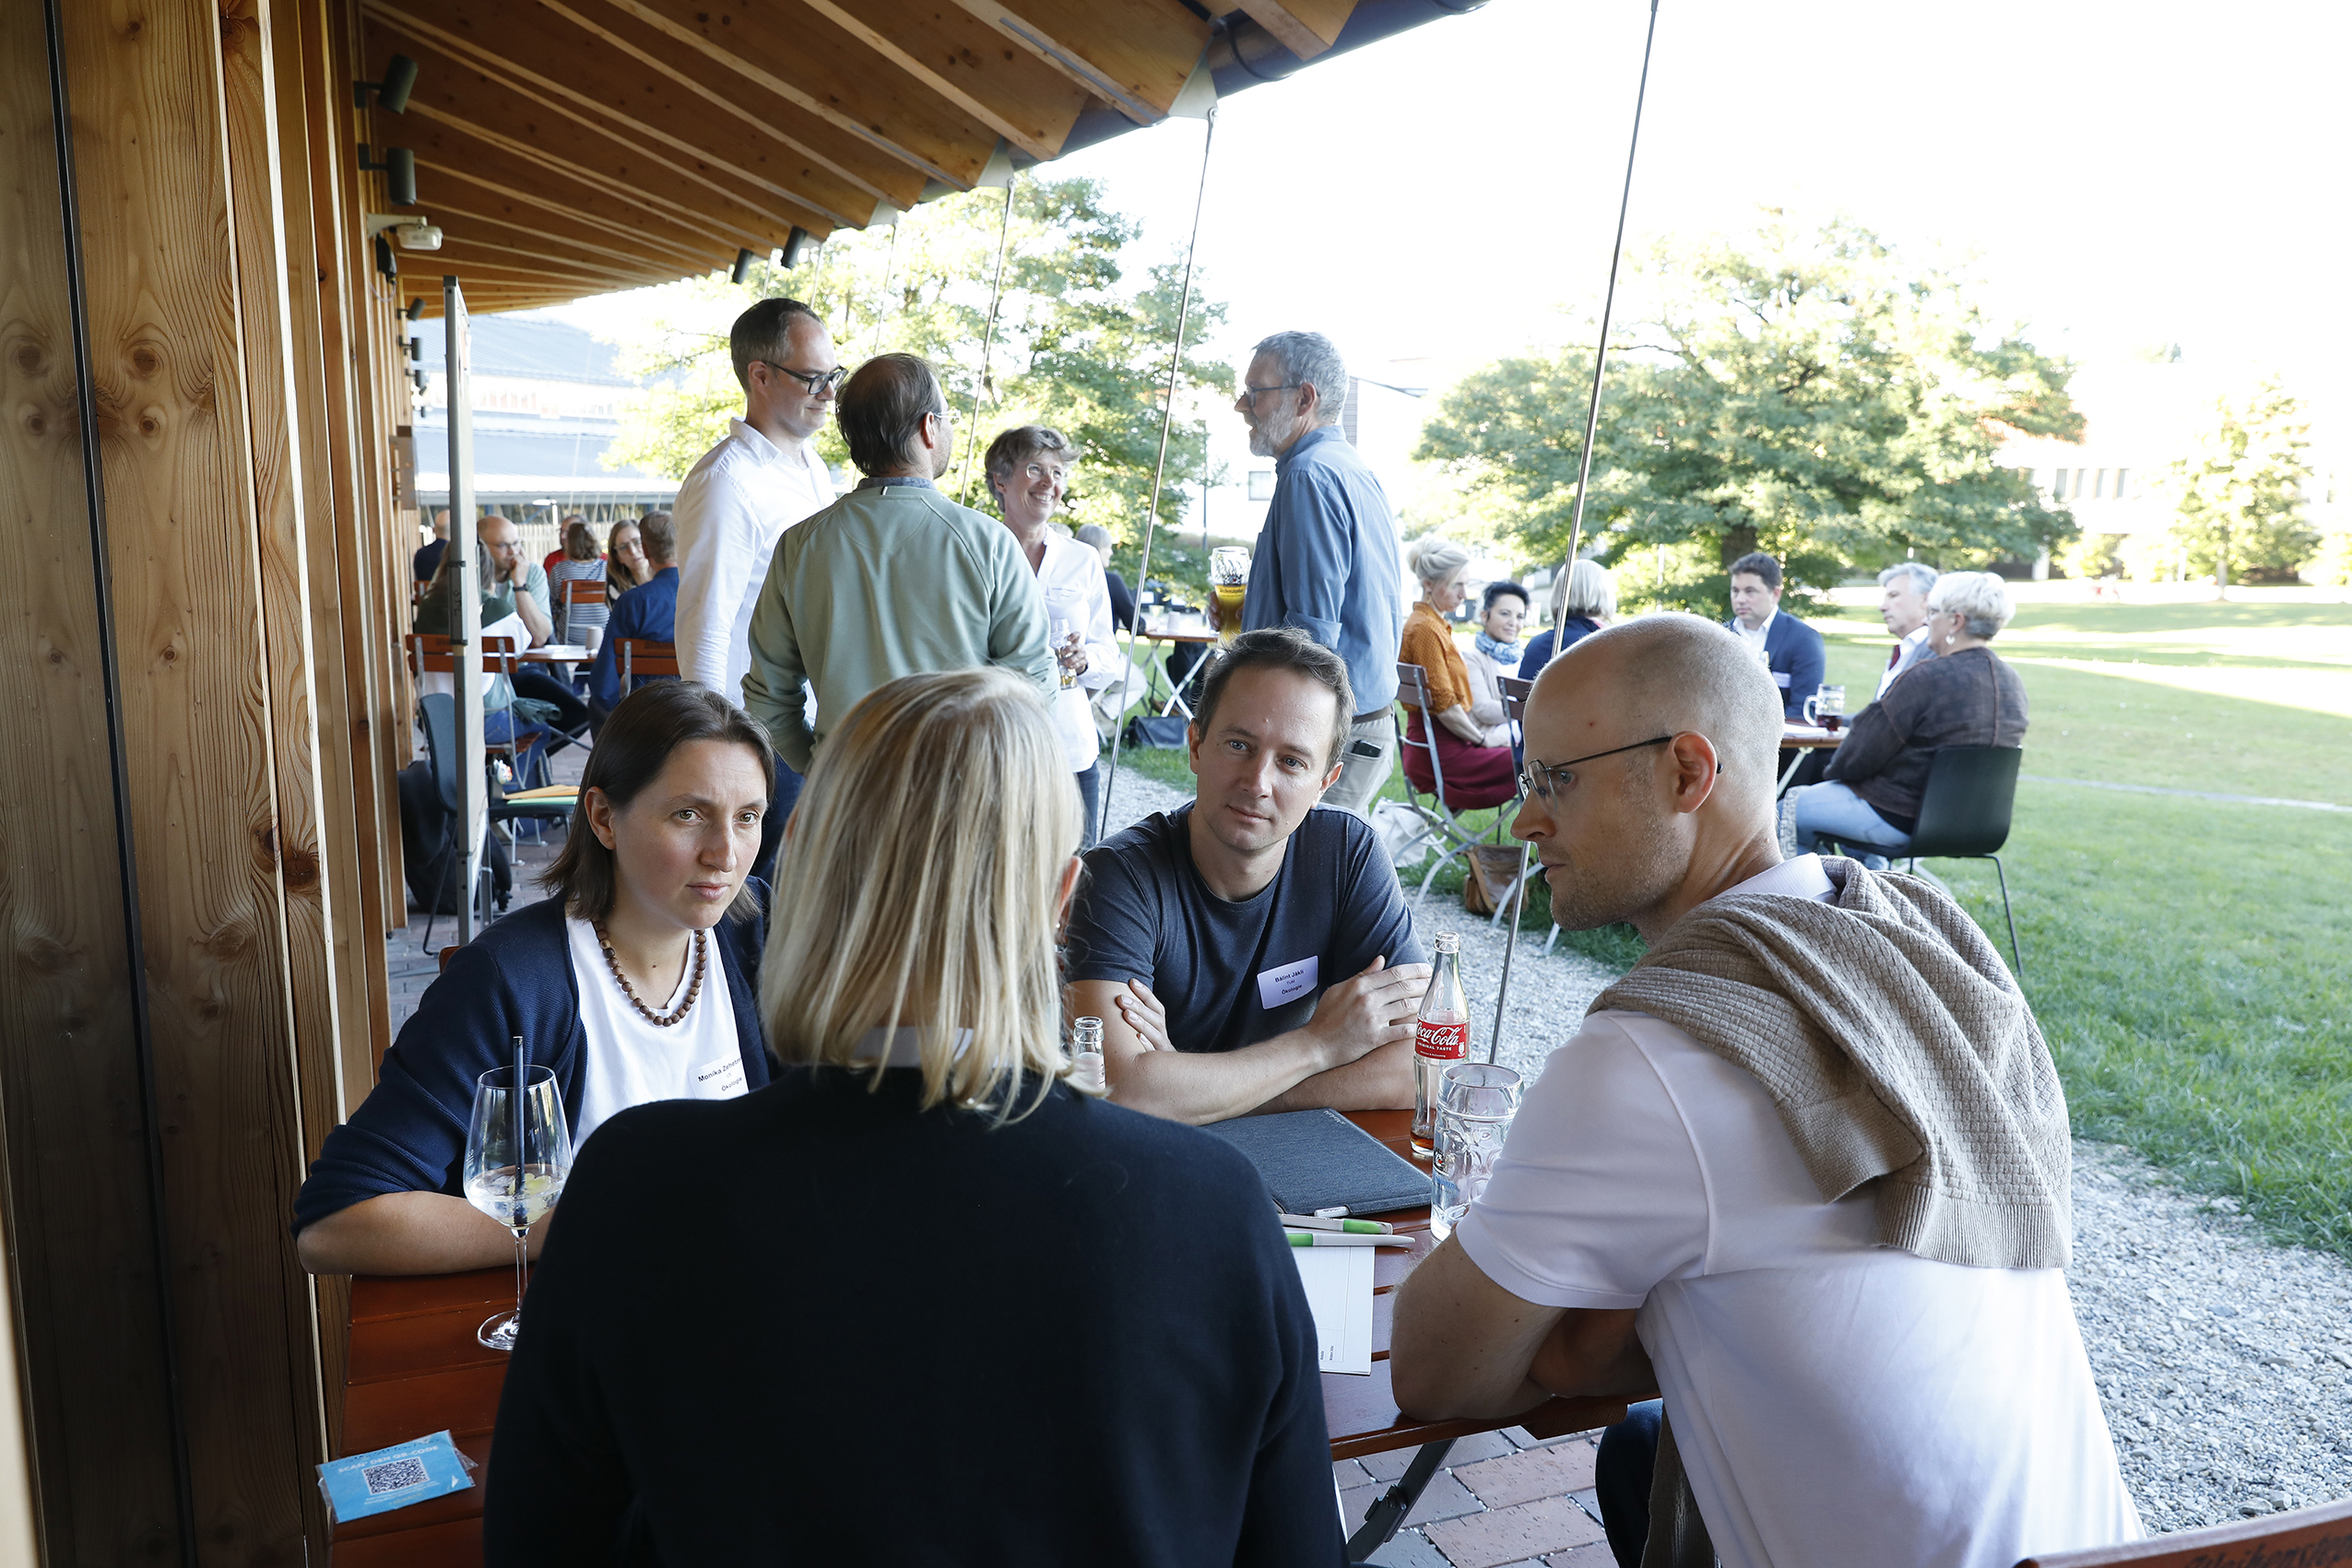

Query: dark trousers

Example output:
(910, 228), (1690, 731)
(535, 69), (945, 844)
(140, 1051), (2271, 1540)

(1596, 1399), (1663, 1568)
(1075, 762), (1101, 850)
(751, 749), (806, 886)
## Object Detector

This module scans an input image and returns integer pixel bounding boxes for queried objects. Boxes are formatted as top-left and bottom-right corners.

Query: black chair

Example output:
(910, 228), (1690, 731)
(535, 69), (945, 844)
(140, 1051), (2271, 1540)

(1826, 744), (2024, 977)
(417, 693), (576, 951)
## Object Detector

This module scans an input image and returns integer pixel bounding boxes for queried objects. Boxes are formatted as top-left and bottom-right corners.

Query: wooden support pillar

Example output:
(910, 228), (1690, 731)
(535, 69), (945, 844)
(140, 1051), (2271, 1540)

(52, 0), (335, 1552)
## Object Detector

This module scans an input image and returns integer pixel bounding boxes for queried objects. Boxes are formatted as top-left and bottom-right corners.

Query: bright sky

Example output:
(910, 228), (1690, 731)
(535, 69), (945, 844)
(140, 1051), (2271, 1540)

(1044, 0), (2352, 433)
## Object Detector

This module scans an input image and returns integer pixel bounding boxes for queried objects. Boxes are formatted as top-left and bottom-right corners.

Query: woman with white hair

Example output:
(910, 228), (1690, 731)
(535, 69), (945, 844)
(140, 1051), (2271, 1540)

(1518, 558), (1616, 683)
(1397, 537), (1519, 803)
(1793, 570), (2029, 863)
(485, 668), (1350, 1565)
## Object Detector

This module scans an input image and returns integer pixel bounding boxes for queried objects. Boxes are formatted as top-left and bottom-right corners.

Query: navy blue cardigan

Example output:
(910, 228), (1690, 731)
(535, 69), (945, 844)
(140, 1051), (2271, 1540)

(293, 889), (773, 1235)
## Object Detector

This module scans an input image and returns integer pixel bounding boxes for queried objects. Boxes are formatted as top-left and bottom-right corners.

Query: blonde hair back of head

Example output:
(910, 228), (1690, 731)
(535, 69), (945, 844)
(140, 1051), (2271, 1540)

(759, 667), (1084, 1122)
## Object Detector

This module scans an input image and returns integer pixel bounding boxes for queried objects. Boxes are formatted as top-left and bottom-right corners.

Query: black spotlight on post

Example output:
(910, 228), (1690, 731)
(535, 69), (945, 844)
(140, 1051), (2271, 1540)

(354, 54), (420, 112)
(405, 297), (423, 321)
(779, 225), (812, 270)
(359, 145), (418, 206)
(730, 248), (755, 285)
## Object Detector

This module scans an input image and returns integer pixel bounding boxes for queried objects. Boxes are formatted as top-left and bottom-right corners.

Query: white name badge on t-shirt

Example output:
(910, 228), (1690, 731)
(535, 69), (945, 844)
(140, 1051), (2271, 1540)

(1257, 955), (1319, 1010)
(691, 1054), (748, 1099)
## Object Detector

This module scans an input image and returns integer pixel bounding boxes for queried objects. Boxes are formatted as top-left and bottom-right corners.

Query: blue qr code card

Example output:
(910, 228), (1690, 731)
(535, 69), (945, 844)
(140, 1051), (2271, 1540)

(316, 1431), (476, 1522)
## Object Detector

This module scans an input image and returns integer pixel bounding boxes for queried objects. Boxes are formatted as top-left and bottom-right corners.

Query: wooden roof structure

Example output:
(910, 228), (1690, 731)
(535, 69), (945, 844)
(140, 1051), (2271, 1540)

(363, 0), (1475, 316)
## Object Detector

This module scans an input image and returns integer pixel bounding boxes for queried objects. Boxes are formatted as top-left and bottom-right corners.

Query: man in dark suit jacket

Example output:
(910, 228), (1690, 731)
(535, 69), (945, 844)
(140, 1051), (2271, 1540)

(1725, 550), (1826, 722)
(587, 513), (680, 725)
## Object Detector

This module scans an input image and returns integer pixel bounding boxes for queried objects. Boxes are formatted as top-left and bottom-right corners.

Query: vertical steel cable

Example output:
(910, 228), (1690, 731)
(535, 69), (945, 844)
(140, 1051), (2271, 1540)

(1101, 104), (1219, 840)
(1493, 0), (1663, 1065)
(954, 181), (1019, 507)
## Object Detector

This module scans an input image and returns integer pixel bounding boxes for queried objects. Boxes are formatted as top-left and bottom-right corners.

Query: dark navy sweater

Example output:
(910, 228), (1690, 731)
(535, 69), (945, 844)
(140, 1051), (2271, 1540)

(292, 890), (772, 1235)
(484, 1071), (1349, 1567)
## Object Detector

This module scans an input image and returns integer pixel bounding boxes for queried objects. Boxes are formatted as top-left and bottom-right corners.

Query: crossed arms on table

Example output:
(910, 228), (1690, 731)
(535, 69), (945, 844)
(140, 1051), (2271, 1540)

(1389, 1238), (1656, 1421)
(1066, 956), (1426, 1126)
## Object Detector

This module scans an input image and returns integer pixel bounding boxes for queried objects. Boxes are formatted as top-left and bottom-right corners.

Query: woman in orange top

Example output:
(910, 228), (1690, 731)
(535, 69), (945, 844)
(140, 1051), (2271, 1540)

(1397, 537), (1519, 805)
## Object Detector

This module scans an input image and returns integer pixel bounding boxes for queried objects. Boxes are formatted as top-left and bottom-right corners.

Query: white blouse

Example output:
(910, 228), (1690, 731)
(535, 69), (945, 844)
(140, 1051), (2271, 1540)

(1028, 531), (1121, 773)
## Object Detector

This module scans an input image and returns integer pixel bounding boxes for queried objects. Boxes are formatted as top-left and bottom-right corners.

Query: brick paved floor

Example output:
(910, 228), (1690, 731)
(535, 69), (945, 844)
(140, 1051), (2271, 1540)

(1344, 1425), (1618, 1567)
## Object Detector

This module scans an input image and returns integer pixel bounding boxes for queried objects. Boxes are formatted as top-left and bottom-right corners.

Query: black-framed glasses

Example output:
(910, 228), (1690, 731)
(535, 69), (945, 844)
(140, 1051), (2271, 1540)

(1237, 383), (1301, 404)
(755, 360), (847, 395)
(1520, 735), (1678, 805)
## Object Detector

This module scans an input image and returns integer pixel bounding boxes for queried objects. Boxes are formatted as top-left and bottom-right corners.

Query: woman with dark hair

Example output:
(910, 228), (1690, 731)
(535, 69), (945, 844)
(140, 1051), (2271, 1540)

(1462, 578), (1529, 747)
(548, 518), (609, 648)
(291, 683), (778, 1276)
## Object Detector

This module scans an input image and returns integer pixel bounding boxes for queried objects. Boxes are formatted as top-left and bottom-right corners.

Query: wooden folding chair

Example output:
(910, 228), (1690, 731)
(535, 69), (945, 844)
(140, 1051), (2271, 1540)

(405, 631), (538, 789)
(2015, 1495), (2352, 1566)
(617, 638), (680, 689)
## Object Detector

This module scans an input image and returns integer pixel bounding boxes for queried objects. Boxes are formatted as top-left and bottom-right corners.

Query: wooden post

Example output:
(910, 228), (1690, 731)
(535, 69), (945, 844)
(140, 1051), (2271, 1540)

(55, 0), (334, 1551)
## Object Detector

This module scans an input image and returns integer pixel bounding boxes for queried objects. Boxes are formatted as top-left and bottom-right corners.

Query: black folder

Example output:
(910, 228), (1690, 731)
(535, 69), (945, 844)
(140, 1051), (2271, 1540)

(1202, 1109), (1431, 1217)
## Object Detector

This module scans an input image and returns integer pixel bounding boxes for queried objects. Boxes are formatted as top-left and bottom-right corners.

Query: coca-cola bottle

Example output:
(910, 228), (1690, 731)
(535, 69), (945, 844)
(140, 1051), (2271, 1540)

(1412, 933), (1470, 1157)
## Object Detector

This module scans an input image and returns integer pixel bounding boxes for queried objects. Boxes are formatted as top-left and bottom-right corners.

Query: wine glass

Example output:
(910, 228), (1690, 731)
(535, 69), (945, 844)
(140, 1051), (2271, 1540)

(463, 1062), (572, 1351)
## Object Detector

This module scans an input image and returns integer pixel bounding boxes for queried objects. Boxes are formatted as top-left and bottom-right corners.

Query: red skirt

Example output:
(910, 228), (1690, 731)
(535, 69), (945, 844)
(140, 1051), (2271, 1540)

(1401, 710), (1519, 808)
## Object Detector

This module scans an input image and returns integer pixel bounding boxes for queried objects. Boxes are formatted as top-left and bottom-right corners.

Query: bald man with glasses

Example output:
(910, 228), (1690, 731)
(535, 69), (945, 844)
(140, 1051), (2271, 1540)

(672, 297), (843, 868)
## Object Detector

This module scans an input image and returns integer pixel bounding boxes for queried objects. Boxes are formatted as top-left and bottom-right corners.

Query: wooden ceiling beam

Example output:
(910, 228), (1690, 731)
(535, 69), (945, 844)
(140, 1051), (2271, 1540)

(536, 0), (928, 210)
(410, 227), (691, 291)
(1235, 0), (1357, 60)
(418, 161), (728, 278)
(393, 242), (655, 292)
(940, 0), (1210, 124)
(377, 27), (826, 255)
(368, 3), (862, 230)
(600, 0), (1002, 191)
(797, 0), (1089, 162)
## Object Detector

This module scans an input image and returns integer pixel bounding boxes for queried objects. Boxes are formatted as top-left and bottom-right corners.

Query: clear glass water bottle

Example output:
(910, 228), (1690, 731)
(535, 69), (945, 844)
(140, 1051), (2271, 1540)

(1070, 1016), (1105, 1094)
(1412, 933), (1470, 1157)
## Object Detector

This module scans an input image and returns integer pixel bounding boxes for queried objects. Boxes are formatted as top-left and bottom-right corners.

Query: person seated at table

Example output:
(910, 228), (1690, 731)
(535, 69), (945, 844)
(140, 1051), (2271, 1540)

(605, 515), (654, 598)
(1398, 537), (1519, 800)
(1387, 614), (2137, 1568)
(1518, 558), (1615, 682)
(1791, 570), (2028, 867)
(290, 683), (777, 1276)
(1064, 630), (1430, 1126)
(1462, 578), (1529, 747)
(585, 510), (680, 730)
(415, 513), (592, 763)
(484, 668), (1349, 1567)
(1724, 549), (1826, 722)
(548, 518), (609, 648)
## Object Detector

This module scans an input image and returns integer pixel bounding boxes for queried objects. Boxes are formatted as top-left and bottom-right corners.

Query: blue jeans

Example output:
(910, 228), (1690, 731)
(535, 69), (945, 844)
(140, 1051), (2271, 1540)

(1791, 780), (1911, 867)
(1075, 762), (1102, 849)
(1596, 1399), (1662, 1567)
(483, 709), (554, 790)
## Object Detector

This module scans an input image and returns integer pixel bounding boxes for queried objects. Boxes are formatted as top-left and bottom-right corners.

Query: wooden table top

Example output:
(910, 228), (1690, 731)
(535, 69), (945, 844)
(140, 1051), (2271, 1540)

(1780, 724), (1846, 749)
(330, 1108), (1634, 1561)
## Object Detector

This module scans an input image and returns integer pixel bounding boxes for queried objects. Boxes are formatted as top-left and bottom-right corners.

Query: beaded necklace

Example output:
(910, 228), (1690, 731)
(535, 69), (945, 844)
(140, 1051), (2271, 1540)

(594, 924), (705, 1028)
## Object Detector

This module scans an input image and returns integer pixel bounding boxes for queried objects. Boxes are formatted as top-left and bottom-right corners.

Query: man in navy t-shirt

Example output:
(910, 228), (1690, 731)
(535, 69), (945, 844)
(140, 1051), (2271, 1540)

(1066, 629), (1430, 1125)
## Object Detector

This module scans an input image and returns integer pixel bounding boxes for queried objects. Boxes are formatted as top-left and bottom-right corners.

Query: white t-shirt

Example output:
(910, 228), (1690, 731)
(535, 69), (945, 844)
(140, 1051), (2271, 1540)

(566, 916), (751, 1151)
(671, 418), (835, 706)
(1454, 855), (2140, 1568)
(1028, 531), (1120, 773)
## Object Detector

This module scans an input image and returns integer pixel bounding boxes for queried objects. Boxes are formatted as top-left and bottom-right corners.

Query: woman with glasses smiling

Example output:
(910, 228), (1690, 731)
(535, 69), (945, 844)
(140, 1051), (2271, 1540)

(985, 425), (1120, 844)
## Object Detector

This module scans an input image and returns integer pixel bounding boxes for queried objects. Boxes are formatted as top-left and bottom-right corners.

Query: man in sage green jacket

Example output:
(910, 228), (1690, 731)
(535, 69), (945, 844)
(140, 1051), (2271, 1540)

(741, 353), (1054, 773)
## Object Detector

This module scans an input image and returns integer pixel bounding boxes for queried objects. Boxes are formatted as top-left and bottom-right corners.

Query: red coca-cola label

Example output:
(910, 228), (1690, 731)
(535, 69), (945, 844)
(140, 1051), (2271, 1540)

(1415, 1020), (1470, 1060)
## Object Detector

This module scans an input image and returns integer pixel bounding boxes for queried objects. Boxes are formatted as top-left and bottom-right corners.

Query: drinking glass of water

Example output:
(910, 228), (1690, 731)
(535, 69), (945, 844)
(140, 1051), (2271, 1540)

(1430, 1063), (1523, 1241)
(463, 1062), (572, 1351)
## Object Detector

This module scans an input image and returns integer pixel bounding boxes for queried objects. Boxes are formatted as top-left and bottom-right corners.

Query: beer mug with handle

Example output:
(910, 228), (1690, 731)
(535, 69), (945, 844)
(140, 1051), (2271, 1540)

(1802, 684), (1847, 728)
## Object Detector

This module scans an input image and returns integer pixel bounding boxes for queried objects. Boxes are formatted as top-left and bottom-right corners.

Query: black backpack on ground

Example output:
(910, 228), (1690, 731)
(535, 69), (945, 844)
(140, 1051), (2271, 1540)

(397, 760), (512, 915)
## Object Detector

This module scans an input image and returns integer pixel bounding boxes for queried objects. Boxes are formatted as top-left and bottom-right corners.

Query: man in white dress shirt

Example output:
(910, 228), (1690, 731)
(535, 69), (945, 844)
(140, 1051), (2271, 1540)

(1389, 616), (2137, 1568)
(671, 297), (841, 870)
(1875, 560), (1940, 699)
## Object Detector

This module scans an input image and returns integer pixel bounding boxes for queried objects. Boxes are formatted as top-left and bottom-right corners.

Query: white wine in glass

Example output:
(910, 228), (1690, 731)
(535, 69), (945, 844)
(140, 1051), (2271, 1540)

(464, 1055), (572, 1351)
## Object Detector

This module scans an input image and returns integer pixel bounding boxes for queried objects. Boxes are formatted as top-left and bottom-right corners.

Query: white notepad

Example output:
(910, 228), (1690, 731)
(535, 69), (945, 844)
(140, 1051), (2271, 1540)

(1293, 1244), (1376, 1375)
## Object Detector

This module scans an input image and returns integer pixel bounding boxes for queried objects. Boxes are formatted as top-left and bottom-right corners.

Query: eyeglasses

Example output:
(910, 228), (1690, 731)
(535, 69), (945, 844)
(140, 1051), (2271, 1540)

(755, 360), (847, 395)
(1237, 383), (1301, 405)
(1519, 735), (1679, 805)
(1019, 462), (1066, 483)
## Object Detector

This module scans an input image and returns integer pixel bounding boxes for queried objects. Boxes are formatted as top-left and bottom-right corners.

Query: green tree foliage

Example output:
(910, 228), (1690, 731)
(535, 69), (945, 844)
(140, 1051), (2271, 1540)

(2157, 377), (2318, 587)
(1414, 215), (2083, 617)
(601, 174), (1229, 541)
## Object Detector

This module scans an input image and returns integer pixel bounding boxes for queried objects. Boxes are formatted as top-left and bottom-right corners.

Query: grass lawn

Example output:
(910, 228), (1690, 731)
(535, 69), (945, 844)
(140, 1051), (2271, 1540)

(1109, 595), (2352, 1256)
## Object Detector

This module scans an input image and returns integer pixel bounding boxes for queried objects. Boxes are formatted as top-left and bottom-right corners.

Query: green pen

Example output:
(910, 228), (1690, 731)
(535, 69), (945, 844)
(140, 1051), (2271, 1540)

(1277, 1212), (1393, 1234)
(1284, 1229), (1412, 1248)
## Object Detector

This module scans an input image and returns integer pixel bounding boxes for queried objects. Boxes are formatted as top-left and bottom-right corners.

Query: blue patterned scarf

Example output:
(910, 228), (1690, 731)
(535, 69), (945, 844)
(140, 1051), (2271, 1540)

(1473, 631), (1521, 671)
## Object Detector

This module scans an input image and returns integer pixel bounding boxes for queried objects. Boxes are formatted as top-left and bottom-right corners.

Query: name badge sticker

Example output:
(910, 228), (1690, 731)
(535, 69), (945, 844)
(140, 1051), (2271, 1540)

(694, 1055), (749, 1099)
(1256, 955), (1320, 1010)
(1773, 670), (1792, 689)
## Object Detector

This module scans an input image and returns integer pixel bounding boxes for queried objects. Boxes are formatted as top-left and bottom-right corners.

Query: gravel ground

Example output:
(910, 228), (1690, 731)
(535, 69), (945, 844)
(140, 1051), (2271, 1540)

(1099, 772), (2352, 1534)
